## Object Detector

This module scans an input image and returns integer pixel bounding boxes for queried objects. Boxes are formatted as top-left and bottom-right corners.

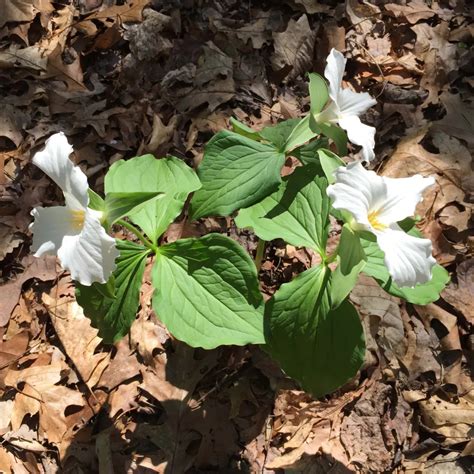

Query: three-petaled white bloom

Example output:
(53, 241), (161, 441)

(29, 132), (119, 286)
(315, 48), (377, 163)
(327, 162), (436, 288)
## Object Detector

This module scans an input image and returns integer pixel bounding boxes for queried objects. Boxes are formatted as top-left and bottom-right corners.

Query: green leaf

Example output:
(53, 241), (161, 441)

(310, 118), (348, 157)
(190, 131), (285, 219)
(259, 119), (302, 151)
(76, 240), (149, 343)
(266, 265), (365, 397)
(104, 191), (163, 225)
(235, 166), (330, 255)
(105, 155), (201, 244)
(230, 117), (261, 141)
(317, 148), (345, 183)
(360, 232), (449, 304)
(152, 234), (265, 349)
(88, 189), (105, 212)
(284, 115), (318, 152)
(291, 137), (329, 166)
(308, 72), (329, 115)
(331, 225), (366, 309)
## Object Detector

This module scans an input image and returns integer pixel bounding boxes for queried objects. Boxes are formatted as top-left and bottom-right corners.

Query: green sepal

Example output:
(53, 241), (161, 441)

(230, 117), (261, 141)
(308, 72), (329, 115)
(105, 155), (201, 244)
(104, 191), (163, 226)
(88, 189), (105, 212)
(331, 224), (366, 309)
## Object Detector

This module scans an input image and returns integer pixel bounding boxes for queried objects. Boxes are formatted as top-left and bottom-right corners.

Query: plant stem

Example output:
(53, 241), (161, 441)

(255, 239), (266, 273)
(117, 219), (157, 253)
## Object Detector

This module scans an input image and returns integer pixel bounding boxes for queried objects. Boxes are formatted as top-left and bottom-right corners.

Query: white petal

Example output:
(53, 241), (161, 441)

(338, 87), (377, 117)
(377, 175), (435, 224)
(29, 206), (81, 257)
(327, 162), (385, 227)
(57, 210), (118, 286)
(338, 115), (375, 163)
(375, 225), (436, 288)
(324, 48), (346, 104)
(33, 132), (89, 210)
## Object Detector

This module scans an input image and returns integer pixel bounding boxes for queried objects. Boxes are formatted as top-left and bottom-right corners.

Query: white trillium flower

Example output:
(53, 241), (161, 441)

(327, 162), (437, 288)
(315, 48), (377, 162)
(29, 132), (119, 286)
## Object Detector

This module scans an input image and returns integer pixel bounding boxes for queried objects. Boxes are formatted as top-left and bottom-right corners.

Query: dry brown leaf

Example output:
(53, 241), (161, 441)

(43, 293), (110, 389)
(271, 14), (316, 81)
(145, 114), (177, 154)
(384, 0), (437, 24)
(341, 382), (412, 471)
(98, 339), (141, 390)
(0, 400), (14, 435)
(11, 383), (41, 431)
(419, 395), (474, 443)
(81, 0), (149, 25)
(0, 0), (51, 28)
(4, 362), (63, 391)
(108, 381), (140, 418)
(0, 256), (58, 327)
(234, 11), (273, 49)
(293, 0), (330, 14)
(39, 386), (85, 444)
(130, 314), (167, 367)
(442, 259), (473, 323)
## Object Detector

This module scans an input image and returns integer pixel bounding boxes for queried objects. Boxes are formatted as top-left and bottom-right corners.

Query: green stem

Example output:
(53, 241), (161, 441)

(117, 219), (157, 253)
(255, 239), (266, 273)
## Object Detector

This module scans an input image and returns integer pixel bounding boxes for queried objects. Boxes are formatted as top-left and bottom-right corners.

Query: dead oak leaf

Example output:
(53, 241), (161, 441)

(271, 14), (316, 81)
(43, 293), (110, 389)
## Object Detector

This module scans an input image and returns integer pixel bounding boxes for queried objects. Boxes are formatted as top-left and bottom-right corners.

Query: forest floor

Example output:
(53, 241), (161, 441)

(0, 0), (473, 472)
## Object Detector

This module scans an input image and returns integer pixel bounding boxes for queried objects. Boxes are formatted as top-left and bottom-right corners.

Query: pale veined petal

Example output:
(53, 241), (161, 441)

(29, 206), (81, 257)
(57, 209), (119, 286)
(338, 87), (377, 117)
(32, 132), (89, 210)
(324, 48), (346, 104)
(327, 162), (385, 227)
(375, 224), (436, 288)
(338, 115), (375, 163)
(376, 175), (435, 225)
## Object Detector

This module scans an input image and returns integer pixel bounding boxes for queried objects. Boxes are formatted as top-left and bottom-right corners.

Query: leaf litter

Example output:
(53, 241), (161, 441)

(0, 0), (473, 472)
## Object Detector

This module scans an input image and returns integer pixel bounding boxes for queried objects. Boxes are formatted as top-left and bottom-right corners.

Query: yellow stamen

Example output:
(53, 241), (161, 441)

(70, 209), (85, 230)
(368, 210), (387, 231)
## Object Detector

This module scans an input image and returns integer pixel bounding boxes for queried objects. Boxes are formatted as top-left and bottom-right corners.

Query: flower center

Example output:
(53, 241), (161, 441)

(70, 209), (85, 230)
(368, 210), (387, 231)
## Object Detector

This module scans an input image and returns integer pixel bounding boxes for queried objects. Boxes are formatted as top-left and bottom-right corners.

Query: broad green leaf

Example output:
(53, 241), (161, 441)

(76, 240), (149, 343)
(309, 72), (329, 114)
(152, 234), (265, 349)
(284, 115), (318, 152)
(331, 225), (366, 309)
(360, 232), (449, 304)
(310, 118), (348, 157)
(235, 165), (330, 255)
(104, 191), (163, 225)
(230, 117), (261, 141)
(88, 189), (105, 212)
(291, 137), (329, 166)
(259, 118), (301, 151)
(266, 265), (365, 397)
(317, 148), (345, 183)
(190, 131), (285, 219)
(105, 155), (201, 244)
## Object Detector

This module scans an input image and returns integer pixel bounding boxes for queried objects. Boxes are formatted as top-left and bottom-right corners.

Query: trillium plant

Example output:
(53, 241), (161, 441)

(30, 50), (449, 397)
